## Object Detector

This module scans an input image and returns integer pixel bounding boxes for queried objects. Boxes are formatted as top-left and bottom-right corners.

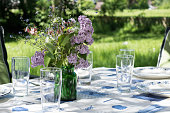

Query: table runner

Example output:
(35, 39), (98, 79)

(0, 67), (170, 113)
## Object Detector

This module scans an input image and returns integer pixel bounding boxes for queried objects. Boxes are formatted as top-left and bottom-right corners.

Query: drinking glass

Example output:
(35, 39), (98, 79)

(119, 49), (135, 66)
(119, 49), (135, 57)
(40, 67), (62, 112)
(12, 57), (30, 97)
(75, 51), (93, 85)
(116, 55), (134, 93)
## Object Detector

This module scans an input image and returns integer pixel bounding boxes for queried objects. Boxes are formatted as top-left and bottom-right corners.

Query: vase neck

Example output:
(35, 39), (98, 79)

(62, 66), (74, 73)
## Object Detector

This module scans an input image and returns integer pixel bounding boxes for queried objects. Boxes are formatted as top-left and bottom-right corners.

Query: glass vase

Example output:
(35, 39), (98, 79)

(61, 66), (77, 101)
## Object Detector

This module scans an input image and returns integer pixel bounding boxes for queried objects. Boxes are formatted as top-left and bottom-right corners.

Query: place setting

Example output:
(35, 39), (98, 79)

(0, 86), (11, 97)
(133, 66), (170, 97)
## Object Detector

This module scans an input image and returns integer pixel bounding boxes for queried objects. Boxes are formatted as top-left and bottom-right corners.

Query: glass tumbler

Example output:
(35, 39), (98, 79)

(75, 51), (93, 85)
(119, 49), (135, 66)
(12, 57), (30, 97)
(40, 67), (62, 112)
(116, 55), (134, 93)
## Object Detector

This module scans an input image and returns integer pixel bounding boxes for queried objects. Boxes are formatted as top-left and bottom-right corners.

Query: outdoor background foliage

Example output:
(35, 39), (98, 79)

(1, 0), (170, 76)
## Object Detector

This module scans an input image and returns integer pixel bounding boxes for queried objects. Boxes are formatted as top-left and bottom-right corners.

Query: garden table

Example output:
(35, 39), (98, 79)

(0, 67), (170, 113)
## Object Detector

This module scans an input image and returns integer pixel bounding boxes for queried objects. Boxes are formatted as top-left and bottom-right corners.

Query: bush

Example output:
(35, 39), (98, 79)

(78, 0), (95, 11)
(100, 0), (127, 15)
(90, 16), (167, 34)
(128, 0), (148, 9)
(159, 0), (170, 9)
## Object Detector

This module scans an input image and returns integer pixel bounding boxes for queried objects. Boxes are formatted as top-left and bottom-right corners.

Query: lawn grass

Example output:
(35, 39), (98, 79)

(5, 39), (44, 76)
(5, 31), (163, 76)
(83, 9), (170, 17)
(90, 32), (162, 68)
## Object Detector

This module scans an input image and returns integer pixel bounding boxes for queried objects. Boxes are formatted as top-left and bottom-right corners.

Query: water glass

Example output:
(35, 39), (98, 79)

(119, 49), (135, 66)
(119, 49), (135, 57)
(12, 57), (30, 97)
(76, 51), (93, 85)
(116, 55), (134, 93)
(40, 67), (62, 112)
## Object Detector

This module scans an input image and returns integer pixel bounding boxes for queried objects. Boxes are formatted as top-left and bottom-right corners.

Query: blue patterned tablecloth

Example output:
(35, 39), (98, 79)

(1, 67), (170, 113)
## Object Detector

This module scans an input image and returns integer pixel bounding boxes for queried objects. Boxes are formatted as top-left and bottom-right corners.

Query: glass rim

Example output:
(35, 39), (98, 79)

(40, 67), (62, 72)
(116, 54), (134, 58)
(12, 56), (29, 59)
(88, 51), (93, 54)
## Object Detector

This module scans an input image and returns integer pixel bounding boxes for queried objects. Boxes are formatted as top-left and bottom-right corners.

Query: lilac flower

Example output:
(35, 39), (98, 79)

(70, 34), (86, 45)
(70, 36), (77, 45)
(77, 15), (94, 45)
(78, 15), (93, 31)
(48, 14), (53, 17)
(75, 58), (89, 69)
(26, 19), (29, 23)
(78, 29), (86, 40)
(31, 51), (45, 68)
(67, 53), (77, 64)
(26, 35), (30, 39)
(86, 36), (94, 45)
(78, 15), (87, 23)
(18, 31), (22, 34)
(68, 18), (76, 24)
(76, 44), (89, 54)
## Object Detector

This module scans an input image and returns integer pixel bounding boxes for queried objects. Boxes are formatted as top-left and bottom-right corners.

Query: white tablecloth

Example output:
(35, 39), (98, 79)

(1, 67), (170, 113)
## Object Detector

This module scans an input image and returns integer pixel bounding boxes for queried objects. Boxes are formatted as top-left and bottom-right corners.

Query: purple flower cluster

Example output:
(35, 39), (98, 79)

(70, 15), (94, 46)
(69, 15), (94, 69)
(29, 15), (94, 69)
(31, 51), (45, 68)
(76, 44), (89, 54)
(67, 53), (77, 64)
(75, 58), (89, 69)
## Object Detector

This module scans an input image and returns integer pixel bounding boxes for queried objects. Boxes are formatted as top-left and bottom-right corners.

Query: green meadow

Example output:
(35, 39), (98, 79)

(83, 9), (170, 17)
(4, 8), (169, 76)
(5, 31), (163, 76)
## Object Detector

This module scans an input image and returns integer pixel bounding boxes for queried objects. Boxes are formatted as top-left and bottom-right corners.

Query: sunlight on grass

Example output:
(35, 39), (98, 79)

(5, 39), (43, 76)
(5, 33), (163, 76)
(90, 39), (161, 68)
(83, 9), (170, 17)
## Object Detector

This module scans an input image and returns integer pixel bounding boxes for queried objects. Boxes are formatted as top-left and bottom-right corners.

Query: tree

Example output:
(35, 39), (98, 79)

(101, 0), (128, 16)
(53, 0), (81, 19)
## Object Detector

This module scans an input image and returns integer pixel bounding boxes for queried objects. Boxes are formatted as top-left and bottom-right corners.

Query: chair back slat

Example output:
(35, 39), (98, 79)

(0, 26), (11, 84)
(157, 27), (170, 67)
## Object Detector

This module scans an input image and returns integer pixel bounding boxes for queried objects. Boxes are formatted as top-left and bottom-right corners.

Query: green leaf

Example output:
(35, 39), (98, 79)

(46, 43), (55, 54)
(44, 54), (51, 67)
(58, 34), (64, 44)
(61, 33), (74, 46)
(46, 51), (55, 59)
(78, 54), (87, 60)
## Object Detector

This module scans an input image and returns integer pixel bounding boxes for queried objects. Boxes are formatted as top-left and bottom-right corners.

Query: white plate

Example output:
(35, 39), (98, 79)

(136, 80), (170, 97)
(0, 86), (11, 97)
(133, 67), (170, 80)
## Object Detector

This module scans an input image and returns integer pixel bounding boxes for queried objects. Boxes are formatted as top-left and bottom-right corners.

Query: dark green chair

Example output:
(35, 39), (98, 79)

(0, 26), (11, 84)
(157, 27), (170, 67)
